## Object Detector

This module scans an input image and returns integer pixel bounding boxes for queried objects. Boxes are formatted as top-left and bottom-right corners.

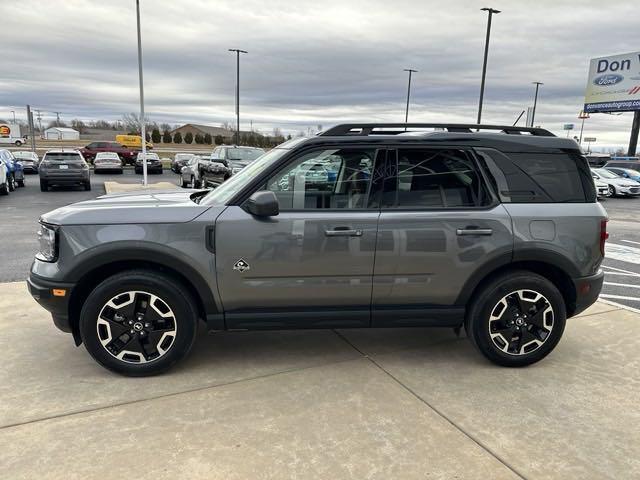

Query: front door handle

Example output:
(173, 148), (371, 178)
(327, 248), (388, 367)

(456, 227), (493, 236)
(325, 227), (363, 237)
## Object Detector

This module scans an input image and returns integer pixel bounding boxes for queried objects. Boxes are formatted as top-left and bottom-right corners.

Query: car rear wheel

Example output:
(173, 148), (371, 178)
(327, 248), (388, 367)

(79, 270), (199, 376)
(8, 175), (15, 192)
(465, 271), (566, 367)
(40, 179), (48, 192)
(0, 182), (8, 195)
(17, 177), (25, 187)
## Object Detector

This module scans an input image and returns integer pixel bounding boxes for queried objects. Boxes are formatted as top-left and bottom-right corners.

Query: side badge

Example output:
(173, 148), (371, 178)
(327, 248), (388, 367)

(233, 259), (250, 273)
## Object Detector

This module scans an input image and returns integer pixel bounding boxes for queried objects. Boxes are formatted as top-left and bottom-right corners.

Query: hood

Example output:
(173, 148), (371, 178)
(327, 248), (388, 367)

(608, 177), (640, 186)
(41, 189), (211, 226)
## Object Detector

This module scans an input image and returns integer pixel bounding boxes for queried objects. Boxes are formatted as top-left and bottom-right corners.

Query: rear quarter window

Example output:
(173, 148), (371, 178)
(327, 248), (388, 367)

(476, 149), (595, 203)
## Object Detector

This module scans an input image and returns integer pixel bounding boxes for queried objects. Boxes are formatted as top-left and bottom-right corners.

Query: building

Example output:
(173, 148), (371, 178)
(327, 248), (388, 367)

(170, 124), (251, 142)
(43, 127), (80, 140)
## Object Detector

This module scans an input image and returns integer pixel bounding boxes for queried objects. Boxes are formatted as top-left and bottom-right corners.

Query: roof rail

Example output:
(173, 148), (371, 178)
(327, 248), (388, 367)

(320, 123), (556, 137)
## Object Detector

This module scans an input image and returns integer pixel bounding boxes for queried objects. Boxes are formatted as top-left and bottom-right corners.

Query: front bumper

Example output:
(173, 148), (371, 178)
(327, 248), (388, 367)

(618, 185), (640, 195)
(27, 273), (76, 334)
(571, 269), (604, 317)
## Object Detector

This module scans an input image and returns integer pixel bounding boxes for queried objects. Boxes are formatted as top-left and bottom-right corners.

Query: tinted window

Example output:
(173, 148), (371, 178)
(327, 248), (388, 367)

(265, 148), (379, 210)
(476, 149), (593, 203)
(384, 149), (491, 208)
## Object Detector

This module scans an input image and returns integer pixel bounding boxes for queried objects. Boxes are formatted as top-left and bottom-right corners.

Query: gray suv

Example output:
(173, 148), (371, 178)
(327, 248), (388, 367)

(27, 124), (607, 376)
(39, 150), (91, 191)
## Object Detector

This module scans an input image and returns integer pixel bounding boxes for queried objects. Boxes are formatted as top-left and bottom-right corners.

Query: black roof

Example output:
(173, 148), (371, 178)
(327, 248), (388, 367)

(296, 123), (580, 153)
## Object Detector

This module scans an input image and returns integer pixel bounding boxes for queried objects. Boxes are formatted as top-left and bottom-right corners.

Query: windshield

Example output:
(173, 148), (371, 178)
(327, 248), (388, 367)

(96, 153), (119, 159)
(200, 148), (289, 206)
(175, 154), (192, 161)
(623, 169), (640, 176)
(226, 148), (264, 161)
(595, 168), (619, 179)
(14, 152), (36, 160)
(138, 153), (159, 160)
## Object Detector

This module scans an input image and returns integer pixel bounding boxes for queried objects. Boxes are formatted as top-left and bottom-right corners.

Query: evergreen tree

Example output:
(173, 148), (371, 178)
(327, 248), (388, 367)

(214, 135), (224, 145)
(151, 128), (161, 144)
(184, 132), (193, 144)
(204, 133), (212, 145)
(173, 132), (183, 144)
(194, 133), (204, 144)
(162, 129), (172, 143)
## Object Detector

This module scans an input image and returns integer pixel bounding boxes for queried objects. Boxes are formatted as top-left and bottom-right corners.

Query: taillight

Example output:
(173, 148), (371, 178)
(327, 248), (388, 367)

(600, 219), (609, 256)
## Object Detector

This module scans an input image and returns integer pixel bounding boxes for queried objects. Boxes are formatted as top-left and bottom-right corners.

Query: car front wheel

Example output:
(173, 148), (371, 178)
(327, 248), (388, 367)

(465, 271), (566, 367)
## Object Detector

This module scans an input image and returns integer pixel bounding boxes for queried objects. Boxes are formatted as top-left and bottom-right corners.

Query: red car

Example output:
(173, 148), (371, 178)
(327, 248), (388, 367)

(79, 142), (137, 164)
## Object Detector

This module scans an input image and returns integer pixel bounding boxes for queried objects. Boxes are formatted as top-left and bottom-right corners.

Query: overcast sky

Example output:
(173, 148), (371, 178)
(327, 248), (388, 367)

(2, 0), (638, 148)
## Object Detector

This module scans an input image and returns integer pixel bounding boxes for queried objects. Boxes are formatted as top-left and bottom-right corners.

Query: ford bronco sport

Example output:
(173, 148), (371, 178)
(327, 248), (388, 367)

(27, 123), (607, 376)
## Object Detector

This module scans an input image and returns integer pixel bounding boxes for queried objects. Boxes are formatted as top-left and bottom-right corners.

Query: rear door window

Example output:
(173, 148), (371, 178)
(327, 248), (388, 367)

(382, 148), (492, 208)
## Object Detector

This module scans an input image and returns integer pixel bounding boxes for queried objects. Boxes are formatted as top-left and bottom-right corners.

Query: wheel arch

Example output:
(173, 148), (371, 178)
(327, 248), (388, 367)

(458, 257), (578, 318)
(67, 251), (219, 345)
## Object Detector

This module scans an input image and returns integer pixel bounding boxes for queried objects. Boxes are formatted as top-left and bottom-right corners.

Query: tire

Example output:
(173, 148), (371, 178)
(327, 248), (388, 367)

(40, 179), (48, 192)
(0, 182), (8, 195)
(17, 178), (25, 187)
(465, 271), (566, 367)
(79, 270), (199, 376)
(8, 175), (15, 192)
(608, 185), (616, 197)
(14, 140), (23, 146)
(180, 177), (189, 188)
(134, 167), (141, 174)
(84, 181), (91, 191)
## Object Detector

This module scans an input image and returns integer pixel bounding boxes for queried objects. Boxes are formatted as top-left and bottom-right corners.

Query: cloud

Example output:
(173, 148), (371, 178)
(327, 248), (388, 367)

(1, 0), (638, 147)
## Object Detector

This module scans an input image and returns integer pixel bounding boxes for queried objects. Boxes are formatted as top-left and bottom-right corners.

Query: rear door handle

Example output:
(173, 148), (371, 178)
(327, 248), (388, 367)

(456, 228), (493, 236)
(325, 228), (363, 237)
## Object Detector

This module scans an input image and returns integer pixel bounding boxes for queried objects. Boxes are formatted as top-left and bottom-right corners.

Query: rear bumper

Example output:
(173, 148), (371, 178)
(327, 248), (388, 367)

(40, 172), (89, 184)
(571, 269), (605, 317)
(27, 274), (76, 334)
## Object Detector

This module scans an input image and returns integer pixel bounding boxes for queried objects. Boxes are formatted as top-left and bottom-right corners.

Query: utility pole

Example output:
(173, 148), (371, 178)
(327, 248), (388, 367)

(228, 48), (247, 145)
(629, 111), (640, 157)
(26, 105), (36, 153)
(403, 68), (418, 126)
(53, 111), (61, 127)
(36, 110), (43, 133)
(477, 7), (501, 125)
(10, 111), (16, 123)
(136, 0), (148, 186)
(531, 81), (543, 126)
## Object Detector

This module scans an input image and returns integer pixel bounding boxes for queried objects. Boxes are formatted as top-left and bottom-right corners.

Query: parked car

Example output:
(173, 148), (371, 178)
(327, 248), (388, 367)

(171, 153), (195, 173)
(591, 168), (640, 197)
(39, 150), (91, 191)
(28, 123), (606, 376)
(134, 152), (162, 174)
(178, 155), (202, 188)
(0, 149), (25, 189)
(592, 174), (610, 199)
(80, 142), (137, 165)
(115, 135), (153, 150)
(12, 151), (39, 173)
(93, 152), (123, 174)
(0, 153), (10, 195)
(604, 167), (640, 183)
(210, 145), (265, 174)
(199, 158), (232, 188)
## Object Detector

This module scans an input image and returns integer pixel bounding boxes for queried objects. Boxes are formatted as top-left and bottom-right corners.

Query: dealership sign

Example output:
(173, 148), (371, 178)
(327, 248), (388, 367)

(584, 51), (640, 113)
(0, 124), (10, 137)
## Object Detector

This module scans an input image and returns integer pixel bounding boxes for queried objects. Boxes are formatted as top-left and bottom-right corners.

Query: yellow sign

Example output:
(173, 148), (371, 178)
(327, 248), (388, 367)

(0, 125), (10, 137)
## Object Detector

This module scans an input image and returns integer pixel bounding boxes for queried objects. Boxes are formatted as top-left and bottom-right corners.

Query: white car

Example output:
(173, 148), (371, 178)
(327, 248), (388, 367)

(93, 152), (123, 174)
(591, 174), (610, 198)
(0, 154), (9, 195)
(591, 168), (640, 197)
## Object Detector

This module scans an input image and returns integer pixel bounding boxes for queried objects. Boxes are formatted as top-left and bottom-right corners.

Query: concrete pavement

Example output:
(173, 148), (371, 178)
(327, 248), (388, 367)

(1, 281), (638, 479)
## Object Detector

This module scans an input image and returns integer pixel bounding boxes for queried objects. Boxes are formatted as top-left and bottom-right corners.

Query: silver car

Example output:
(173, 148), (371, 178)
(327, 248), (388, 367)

(12, 151), (40, 173)
(93, 152), (123, 174)
(591, 168), (640, 197)
(28, 123), (606, 376)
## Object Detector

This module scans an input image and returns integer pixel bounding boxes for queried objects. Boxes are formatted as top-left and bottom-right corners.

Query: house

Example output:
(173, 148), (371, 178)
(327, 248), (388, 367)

(43, 127), (80, 141)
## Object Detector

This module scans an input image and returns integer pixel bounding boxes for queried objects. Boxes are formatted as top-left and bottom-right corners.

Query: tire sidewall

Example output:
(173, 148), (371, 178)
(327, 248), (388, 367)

(79, 272), (198, 376)
(468, 273), (566, 367)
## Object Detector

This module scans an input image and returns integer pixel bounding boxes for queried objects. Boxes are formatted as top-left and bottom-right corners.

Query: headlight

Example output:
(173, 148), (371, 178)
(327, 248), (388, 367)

(36, 223), (58, 262)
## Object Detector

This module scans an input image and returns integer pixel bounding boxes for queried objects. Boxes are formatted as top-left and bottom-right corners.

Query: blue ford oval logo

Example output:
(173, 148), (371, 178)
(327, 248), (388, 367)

(593, 74), (624, 86)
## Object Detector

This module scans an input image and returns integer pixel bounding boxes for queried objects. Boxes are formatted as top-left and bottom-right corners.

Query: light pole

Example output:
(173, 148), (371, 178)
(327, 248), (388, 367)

(135, 0), (148, 186)
(531, 81), (543, 126)
(229, 48), (247, 145)
(404, 68), (418, 126)
(477, 7), (500, 125)
(10, 111), (16, 123)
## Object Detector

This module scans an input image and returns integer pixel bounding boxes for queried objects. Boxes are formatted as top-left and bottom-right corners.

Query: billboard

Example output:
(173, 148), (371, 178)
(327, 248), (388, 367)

(584, 51), (640, 113)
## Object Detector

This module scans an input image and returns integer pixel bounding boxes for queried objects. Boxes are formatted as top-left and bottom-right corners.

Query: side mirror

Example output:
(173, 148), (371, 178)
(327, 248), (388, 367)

(245, 191), (279, 217)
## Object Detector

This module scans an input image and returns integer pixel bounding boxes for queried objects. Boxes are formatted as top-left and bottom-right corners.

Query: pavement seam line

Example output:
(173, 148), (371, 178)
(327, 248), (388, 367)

(332, 329), (528, 480)
(0, 356), (363, 431)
